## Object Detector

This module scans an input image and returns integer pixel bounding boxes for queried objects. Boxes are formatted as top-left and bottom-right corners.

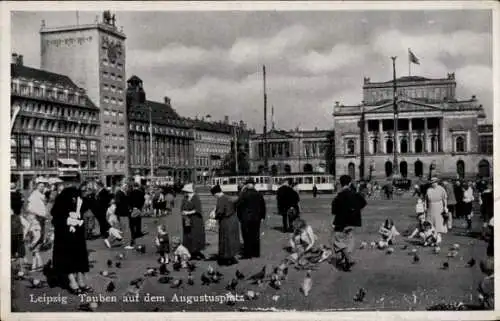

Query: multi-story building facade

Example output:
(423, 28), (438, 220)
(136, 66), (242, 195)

(126, 76), (195, 183)
(249, 128), (332, 175)
(40, 11), (127, 186)
(11, 55), (101, 190)
(334, 73), (493, 180)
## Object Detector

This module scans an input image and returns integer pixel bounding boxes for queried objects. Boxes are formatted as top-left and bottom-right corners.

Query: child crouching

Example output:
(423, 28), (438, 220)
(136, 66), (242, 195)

(171, 236), (191, 268)
(378, 219), (400, 249)
(419, 221), (441, 247)
(104, 200), (123, 248)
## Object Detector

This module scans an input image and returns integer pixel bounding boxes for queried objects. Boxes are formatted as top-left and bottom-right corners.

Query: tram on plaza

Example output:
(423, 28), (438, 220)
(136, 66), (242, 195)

(210, 173), (335, 194)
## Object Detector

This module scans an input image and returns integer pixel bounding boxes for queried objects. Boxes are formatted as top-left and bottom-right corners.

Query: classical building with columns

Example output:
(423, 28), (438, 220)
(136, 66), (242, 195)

(334, 73), (493, 180)
(249, 128), (332, 175)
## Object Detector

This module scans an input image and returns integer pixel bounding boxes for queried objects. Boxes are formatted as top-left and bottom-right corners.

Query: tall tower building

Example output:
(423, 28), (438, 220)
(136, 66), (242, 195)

(40, 11), (128, 186)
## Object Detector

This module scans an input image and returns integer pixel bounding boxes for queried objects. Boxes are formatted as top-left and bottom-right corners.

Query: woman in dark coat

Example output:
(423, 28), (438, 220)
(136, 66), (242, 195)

(180, 183), (206, 260)
(211, 185), (240, 266)
(51, 182), (92, 294)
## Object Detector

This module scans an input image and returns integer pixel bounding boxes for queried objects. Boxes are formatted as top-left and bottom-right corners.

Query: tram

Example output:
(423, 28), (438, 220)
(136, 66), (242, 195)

(271, 174), (335, 193)
(210, 175), (273, 194)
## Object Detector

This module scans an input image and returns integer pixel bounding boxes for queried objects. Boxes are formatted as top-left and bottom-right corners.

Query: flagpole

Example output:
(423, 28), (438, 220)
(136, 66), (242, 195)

(408, 48), (411, 76)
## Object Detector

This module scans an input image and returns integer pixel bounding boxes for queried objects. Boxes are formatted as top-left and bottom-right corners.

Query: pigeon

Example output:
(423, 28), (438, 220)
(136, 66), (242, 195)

(272, 295), (280, 302)
(187, 261), (197, 272)
(170, 279), (183, 288)
(359, 241), (367, 249)
(106, 281), (116, 292)
(100, 270), (116, 278)
(236, 270), (245, 280)
(301, 270), (312, 297)
(452, 243), (460, 250)
(441, 262), (449, 270)
(136, 245), (146, 254)
(318, 249), (333, 263)
(187, 273), (194, 285)
(207, 265), (215, 276)
(211, 273), (221, 284)
(226, 278), (238, 291)
(248, 266), (266, 281)
(270, 279), (281, 290)
(116, 253), (125, 260)
(115, 262), (122, 268)
(353, 288), (367, 302)
(144, 268), (158, 277)
(386, 247), (394, 254)
(434, 247), (441, 254)
(173, 261), (181, 271)
(447, 250), (458, 258)
(107, 259), (113, 268)
(244, 290), (259, 300)
(401, 244), (408, 250)
(466, 258), (476, 268)
(29, 278), (45, 289)
(158, 276), (173, 284)
(129, 277), (144, 287)
(201, 273), (212, 285)
(413, 254), (420, 263)
(159, 264), (169, 275)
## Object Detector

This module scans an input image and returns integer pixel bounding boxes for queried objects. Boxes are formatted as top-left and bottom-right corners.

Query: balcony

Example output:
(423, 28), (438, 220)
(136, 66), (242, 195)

(11, 87), (88, 108)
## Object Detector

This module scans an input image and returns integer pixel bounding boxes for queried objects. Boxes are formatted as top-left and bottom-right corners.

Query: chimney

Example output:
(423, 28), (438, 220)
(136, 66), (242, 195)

(11, 53), (18, 64)
(224, 116), (229, 124)
(164, 96), (171, 106)
(17, 55), (24, 66)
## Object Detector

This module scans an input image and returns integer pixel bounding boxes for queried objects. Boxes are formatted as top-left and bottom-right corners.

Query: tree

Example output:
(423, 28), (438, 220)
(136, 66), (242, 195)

(218, 150), (250, 175)
(324, 130), (335, 177)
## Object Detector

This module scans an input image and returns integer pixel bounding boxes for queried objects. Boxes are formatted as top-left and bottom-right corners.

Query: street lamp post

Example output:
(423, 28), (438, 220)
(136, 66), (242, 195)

(149, 105), (154, 179)
(391, 56), (399, 177)
(359, 104), (366, 181)
(233, 122), (239, 175)
(369, 159), (375, 181)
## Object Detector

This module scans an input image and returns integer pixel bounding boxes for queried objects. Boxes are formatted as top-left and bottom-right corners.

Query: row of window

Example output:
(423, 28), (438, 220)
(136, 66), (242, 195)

(102, 58), (124, 69)
(11, 155), (97, 169)
(103, 96), (124, 106)
(195, 157), (222, 167)
(195, 134), (232, 144)
(479, 135), (493, 154)
(344, 135), (470, 155)
(14, 117), (99, 136)
(130, 123), (191, 137)
(104, 145), (126, 153)
(195, 145), (229, 154)
(104, 160), (125, 170)
(103, 120), (125, 128)
(11, 82), (87, 106)
(102, 72), (124, 82)
(11, 135), (97, 151)
(14, 101), (98, 121)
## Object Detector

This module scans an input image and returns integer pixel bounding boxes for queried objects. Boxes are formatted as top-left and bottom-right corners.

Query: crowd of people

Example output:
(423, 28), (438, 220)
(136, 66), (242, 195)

(10, 172), (494, 307)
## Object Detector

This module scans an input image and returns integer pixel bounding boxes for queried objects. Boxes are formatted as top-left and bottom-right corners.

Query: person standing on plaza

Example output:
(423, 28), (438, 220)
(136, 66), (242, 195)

(462, 181), (475, 232)
(211, 184), (240, 266)
(312, 184), (318, 198)
(129, 183), (146, 245)
(331, 175), (366, 271)
(276, 178), (300, 233)
(424, 177), (448, 238)
(93, 180), (112, 238)
(480, 182), (493, 239)
(454, 180), (464, 219)
(51, 181), (92, 294)
(235, 178), (267, 259)
(115, 180), (133, 249)
(442, 180), (456, 230)
(180, 183), (206, 260)
(27, 182), (49, 242)
(165, 186), (176, 216)
(11, 182), (25, 270)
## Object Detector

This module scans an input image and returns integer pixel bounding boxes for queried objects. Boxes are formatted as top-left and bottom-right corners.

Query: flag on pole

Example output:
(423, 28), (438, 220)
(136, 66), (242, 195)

(408, 49), (420, 65)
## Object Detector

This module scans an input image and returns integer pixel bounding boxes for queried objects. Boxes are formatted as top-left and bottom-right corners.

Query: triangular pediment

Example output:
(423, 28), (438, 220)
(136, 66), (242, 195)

(253, 129), (294, 140)
(366, 99), (442, 113)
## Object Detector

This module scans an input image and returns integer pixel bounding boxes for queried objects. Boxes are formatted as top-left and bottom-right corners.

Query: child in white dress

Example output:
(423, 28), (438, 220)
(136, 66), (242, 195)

(378, 219), (400, 249)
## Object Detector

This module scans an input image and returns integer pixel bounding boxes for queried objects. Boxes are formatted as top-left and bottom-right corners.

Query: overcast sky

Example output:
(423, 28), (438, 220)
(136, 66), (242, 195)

(11, 10), (493, 131)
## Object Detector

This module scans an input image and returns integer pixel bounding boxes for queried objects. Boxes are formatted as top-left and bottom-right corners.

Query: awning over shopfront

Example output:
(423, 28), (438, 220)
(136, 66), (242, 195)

(57, 158), (79, 166)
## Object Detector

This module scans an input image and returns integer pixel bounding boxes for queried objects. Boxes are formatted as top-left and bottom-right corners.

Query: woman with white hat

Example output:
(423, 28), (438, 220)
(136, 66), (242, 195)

(424, 177), (448, 242)
(180, 183), (206, 260)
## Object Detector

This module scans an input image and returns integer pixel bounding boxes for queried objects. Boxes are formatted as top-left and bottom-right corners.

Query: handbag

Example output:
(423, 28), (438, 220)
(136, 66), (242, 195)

(131, 208), (142, 218)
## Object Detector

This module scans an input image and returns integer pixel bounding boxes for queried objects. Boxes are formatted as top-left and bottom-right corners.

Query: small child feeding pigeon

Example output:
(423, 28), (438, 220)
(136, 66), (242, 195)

(419, 221), (441, 247)
(23, 212), (44, 271)
(171, 236), (191, 268)
(377, 219), (400, 249)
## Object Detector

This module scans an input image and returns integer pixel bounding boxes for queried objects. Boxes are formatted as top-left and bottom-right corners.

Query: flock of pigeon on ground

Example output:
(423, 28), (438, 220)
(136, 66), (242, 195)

(12, 235), (481, 312)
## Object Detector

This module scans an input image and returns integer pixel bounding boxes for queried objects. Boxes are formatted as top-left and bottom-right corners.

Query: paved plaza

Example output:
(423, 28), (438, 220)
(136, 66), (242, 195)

(12, 193), (489, 312)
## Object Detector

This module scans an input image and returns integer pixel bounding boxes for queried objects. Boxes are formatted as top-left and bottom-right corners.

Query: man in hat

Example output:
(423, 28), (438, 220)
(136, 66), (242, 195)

(115, 180), (133, 249)
(92, 180), (112, 238)
(235, 178), (266, 258)
(276, 178), (300, 233)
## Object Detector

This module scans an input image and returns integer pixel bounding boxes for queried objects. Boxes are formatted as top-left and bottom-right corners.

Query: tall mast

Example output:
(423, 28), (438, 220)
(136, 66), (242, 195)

(263, 65), (268, 173)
